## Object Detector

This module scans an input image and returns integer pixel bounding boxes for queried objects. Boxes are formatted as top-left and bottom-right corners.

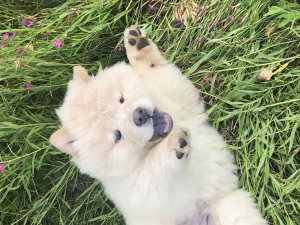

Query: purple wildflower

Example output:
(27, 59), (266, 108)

(182, 34), (186, 37)
(54, 39), (62, 48)
(197, 24), (202, 28)
(157, 13), (161, 18)
(1, 42), (5, 47)
(207, 26), (211, 31)
(16, 47), (20, 52)
(215, 78), (219, 85)
(199, 95), (203, 100)
(217, 88), (221, 92)
(209, 100), (214, 105)
(214, 97), (218, 101)
(116, 45), (124, 52)
(176, 19), (184, 24)
(10, 32), (16, 40)
(196, 37), (202, 42)
(233, 1), (237, 6)
(239, 17), (244, 23)
(229, 5), (234, 11)
(25, 83), (34, 89)
(148, 4), (154, 10)
(28, 19), (34, 27)
(228, 16), (234, 23)
(212, 20), (218, 25)
(22, 18), (26, 24)
(0, 163), (5, 171)
(3, 32), (9, 39)
(185, 45), (189, 49)
(201, 5), (205, 10)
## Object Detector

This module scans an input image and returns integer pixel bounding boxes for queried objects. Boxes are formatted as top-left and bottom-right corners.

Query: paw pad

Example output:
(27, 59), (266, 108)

(176, 138), (188, 159)
(129, 30), (138, 37)
(137, 38), (149, 50)
(167, 128), (191, 160)
(179, 138), (187, 148)
(176, 151), (185, 159)
(136, 28), (142, 35)
(128, 39), (136, 46)
(126, 27), (150, 50)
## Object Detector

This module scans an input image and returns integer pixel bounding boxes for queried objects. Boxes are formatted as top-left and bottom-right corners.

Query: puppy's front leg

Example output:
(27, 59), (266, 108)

(167, 127), (191, 161)
(124, 26), (168, 72)
(149, 127), (191, 172)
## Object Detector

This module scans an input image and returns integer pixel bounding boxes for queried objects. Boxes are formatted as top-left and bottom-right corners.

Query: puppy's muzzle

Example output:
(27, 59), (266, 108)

(133, 107), (151, 126)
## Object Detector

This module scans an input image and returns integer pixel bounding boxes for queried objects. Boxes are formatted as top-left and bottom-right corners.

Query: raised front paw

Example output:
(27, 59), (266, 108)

(124, 26), (168, 69)
(124, 26), (151, 51)
(167, 128), (191, 159)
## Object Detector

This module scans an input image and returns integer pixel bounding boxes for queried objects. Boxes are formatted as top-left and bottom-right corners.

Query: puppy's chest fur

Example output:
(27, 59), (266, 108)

(140, 69), (203, 124)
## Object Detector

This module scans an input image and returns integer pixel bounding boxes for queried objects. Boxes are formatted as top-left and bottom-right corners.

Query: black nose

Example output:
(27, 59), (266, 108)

(133, 107), (149, 126)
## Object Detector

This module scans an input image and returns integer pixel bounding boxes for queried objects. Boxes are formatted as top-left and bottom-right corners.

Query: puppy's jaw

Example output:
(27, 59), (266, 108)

(149, 109), (173, 142)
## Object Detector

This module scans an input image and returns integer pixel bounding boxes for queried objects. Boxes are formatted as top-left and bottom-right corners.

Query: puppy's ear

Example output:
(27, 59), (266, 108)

(50, 127), (77, 156)
(73, 66), (90, 83)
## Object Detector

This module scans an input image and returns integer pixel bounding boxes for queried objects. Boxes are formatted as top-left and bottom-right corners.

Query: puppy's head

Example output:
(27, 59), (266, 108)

(50, 64), (156, 178)
(50, 63), (173, 179)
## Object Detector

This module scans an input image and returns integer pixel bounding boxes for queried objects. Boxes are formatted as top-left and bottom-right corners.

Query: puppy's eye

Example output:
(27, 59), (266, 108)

(115, 130), (122, 142)
(119, 97), (124, 104)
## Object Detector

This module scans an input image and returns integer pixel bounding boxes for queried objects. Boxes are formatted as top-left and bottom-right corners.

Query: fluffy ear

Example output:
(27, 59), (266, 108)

(73, 66), (90, 83)
(50, 127), (77, 156)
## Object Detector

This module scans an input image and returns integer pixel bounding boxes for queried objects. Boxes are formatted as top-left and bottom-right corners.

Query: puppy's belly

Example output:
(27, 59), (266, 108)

(178, 201), (217, 225)
(178, 213), (217, 225)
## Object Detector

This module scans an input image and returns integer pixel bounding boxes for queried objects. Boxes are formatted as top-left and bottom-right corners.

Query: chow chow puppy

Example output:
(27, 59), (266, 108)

(50, 26), (267, 225)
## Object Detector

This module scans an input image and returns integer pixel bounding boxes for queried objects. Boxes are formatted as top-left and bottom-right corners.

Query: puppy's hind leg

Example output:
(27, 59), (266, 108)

(213, 189), (268, 225)
(124, 26), (168, 71)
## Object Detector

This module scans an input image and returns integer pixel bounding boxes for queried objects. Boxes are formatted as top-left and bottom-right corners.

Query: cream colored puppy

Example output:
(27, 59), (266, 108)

(50, 27), (267, 225)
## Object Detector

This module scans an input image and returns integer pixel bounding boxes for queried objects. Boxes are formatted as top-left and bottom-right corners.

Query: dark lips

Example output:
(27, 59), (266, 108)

(149, 110), (173, 142)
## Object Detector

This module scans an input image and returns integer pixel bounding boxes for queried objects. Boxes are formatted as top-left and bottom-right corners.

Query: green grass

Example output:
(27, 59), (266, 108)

(0, 0), (299, 224)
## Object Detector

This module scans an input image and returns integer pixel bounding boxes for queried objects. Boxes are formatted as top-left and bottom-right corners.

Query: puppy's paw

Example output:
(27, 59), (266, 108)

(124, 26), (152, 52)
(167, 128), (191, 159)
(124, 26), (168, 68)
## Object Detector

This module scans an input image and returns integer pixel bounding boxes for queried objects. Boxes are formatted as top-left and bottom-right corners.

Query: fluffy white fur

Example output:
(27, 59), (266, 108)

(50, 27), (267, 225)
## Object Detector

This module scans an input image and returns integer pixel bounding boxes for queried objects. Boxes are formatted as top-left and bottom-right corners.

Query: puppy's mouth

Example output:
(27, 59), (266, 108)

(149, 110), (173, 142)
